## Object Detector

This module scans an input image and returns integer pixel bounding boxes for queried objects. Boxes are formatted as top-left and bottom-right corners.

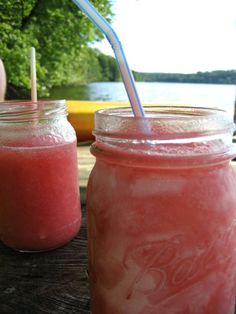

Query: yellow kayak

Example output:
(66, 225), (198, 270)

(67, 100), (130, 141)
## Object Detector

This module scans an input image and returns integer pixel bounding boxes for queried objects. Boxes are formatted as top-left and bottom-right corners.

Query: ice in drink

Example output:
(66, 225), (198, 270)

(0, 140), (81, 251)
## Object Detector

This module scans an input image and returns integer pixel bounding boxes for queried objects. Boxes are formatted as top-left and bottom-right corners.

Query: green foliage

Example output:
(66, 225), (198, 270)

(97, 53), (120, 81)
(133, 70), (236, 85)
(0, 0), (113, 98)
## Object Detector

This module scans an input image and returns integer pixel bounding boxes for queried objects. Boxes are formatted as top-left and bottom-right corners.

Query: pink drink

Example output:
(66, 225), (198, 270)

(0, 140), (81, 251)
(0, 100), (81, 251)
(87, 106), (236, 314)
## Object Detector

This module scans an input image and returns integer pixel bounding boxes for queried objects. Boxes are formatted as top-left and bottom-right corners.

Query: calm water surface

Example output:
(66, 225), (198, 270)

(49, 82), (236, 116)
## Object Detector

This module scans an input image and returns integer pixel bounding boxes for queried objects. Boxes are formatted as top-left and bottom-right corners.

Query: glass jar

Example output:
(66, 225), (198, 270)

(0, 100), (81, 252)
(87, 106), (236, 314)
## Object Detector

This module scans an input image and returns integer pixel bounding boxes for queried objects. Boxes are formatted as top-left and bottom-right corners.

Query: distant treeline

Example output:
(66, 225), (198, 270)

(85, 53), (236, 86)
(96, 52), (120, 82)
(94, 53), (236, 85)
(133, 70), (236, 85)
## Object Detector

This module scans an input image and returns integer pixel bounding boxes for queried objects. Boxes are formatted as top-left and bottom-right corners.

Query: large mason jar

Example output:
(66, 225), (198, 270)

(87, 106), (236, 314)
(0, 100), (81, 252)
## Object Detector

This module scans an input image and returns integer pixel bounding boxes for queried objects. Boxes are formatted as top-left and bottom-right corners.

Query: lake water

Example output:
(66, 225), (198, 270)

(49, 82), (236, 116)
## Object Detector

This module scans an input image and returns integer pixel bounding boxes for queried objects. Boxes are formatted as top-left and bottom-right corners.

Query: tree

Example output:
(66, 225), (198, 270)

(133, 70), (236, 85)
(0, 0), (113, 98)
(97, 53), (120, 81)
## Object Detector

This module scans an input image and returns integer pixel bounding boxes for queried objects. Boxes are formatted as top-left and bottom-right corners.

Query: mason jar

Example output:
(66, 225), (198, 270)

(0, 100), (81, 252)
(87, 106), (236, 314)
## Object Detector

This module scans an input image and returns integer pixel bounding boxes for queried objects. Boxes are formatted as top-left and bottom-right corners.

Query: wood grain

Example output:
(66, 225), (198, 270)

(77, 144), (95, 190)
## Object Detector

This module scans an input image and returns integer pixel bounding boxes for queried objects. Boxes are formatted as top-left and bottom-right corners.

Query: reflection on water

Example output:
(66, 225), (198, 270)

(49, 82), (236, 115)
(49, 82), (128, 102)
(49, 84), (91, 100)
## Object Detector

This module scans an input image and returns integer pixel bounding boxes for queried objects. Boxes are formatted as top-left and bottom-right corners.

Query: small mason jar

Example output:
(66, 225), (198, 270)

(0, 100), (81, 252)
(87, 106), (236, 314)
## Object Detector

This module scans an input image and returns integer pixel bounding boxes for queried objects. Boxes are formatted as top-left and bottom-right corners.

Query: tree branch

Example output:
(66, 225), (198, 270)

(21, 0), (41, 30)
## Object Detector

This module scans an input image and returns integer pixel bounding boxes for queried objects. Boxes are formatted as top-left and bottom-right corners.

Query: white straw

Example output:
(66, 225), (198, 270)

(30, 47), (37, 102)
(0, 59), (6, 101)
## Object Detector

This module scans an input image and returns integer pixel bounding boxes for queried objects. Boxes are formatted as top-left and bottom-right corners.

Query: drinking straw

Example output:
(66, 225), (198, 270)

(0, 59), (6, 101)
(30, 47), (37, 102)
(72, 0), (145, 117)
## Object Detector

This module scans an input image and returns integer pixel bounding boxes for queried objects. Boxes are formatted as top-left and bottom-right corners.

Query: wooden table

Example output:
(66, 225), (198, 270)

(0, 145), (236, 313)
(0, 205), (89, 314)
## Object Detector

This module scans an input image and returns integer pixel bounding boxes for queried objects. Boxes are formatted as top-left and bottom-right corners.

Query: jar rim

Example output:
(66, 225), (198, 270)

(0, 99), (67, 123)
(96, 105), (227, 120)
(92, 105), (236, 161)
(0, 99), (65, 106)
(94, 105), (234, 139)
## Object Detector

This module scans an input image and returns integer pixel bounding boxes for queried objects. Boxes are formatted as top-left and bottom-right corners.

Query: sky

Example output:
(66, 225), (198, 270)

(93, 0), (236, 73)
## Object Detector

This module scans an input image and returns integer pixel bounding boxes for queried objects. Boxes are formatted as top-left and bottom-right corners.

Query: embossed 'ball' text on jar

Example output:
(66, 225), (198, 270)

(0, 100), (81, 252)
(87, 106), (236, 314)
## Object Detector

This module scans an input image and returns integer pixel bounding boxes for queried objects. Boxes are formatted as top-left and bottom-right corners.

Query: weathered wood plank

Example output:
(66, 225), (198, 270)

(77, 145), (95, 190)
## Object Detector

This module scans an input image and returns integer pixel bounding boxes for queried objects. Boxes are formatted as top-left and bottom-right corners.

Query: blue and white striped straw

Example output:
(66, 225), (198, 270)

(72, 0), (145, 117)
